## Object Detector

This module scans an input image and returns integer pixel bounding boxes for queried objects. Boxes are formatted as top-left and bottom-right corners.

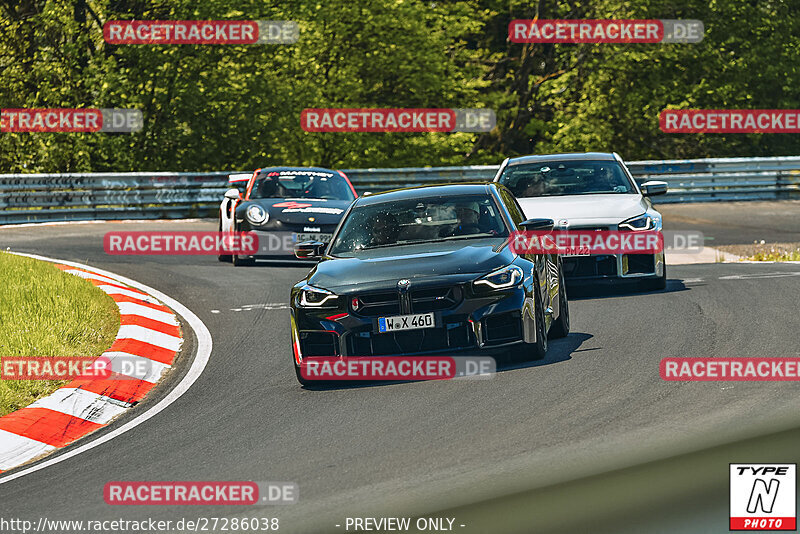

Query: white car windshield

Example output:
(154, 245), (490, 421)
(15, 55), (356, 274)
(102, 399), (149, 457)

(499, 160), (635, 197)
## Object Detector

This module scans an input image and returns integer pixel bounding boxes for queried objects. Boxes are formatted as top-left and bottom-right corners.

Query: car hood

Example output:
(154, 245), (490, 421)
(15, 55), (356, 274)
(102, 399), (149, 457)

(517, 194), (648, 225)
(240, 198), (352, 226)
(309, 238), (513, 292)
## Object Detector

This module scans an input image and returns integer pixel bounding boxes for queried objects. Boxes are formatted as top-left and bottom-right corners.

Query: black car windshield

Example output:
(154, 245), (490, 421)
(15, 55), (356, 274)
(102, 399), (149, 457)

(498, 160), (635, 197)
(329, 194), (509, 255)
(249, 170), (355, 201)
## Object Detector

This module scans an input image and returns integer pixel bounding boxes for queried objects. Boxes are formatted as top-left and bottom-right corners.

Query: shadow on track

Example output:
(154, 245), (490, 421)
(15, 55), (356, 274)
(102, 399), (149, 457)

(567, 278), (688, 301)
(298, 332), (594, 391)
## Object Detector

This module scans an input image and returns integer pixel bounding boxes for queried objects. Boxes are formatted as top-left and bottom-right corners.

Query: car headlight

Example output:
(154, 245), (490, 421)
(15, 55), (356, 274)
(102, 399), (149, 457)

(619, 213), (659, 231)
(297, 284), (338, 308)
(474, 265), (524, 290)
(246, 205), (268, 225)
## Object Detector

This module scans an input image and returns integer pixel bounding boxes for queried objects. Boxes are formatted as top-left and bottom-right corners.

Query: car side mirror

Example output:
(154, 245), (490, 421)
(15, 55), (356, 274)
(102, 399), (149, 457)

(224, 188), (241, 200)
(641, 181), (668, 197)
(519, 218), (555, 231)
(294, 241), (326, 260)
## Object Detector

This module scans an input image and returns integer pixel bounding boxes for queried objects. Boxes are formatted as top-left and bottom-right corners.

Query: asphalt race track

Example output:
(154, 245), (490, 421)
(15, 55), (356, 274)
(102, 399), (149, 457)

(1, 218), (800, 533)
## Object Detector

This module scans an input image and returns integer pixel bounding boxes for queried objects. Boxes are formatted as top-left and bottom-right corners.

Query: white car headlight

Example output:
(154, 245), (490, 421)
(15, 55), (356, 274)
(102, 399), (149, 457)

(246, 205), (268, 225)
(619, 213), (659, 231)
(298, 284), (338, 308)
(474, 265), (524, 290)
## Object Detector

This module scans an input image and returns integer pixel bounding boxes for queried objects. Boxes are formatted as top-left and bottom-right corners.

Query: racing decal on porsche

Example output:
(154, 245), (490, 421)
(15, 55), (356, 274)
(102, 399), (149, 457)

(281, 207), (344, 215)
(272, 201), (312, 209)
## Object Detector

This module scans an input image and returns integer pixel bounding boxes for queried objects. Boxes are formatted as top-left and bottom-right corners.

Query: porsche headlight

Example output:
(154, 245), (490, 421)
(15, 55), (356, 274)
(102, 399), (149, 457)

(474, 265), (524, 290)
(246, 205), (268, 225)
(297, 284), (338, 308)
(619, 213), (659, 231)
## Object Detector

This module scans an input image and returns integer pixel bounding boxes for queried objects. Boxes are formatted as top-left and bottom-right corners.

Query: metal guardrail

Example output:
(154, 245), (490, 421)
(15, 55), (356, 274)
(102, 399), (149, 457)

(1, 157), (799, 224)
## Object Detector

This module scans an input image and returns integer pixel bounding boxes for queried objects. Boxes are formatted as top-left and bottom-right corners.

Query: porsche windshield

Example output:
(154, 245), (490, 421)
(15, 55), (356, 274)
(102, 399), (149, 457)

(249, 172), (355, 200)
(329, 195), (509, 255)
(498, 160), (636, 197)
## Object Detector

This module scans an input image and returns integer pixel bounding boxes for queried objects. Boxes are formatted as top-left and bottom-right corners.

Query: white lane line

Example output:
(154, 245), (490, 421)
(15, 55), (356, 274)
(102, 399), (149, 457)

(719, 272), (800, 280)
(1, 252), (212, 486)
(102, 352), (170, 382)
(0, 218), (205, 229)
(28, 389), (129, 425)
(0, 431), (56, 471)
(116, 325), (182, 351)
(117, 302), (177, 325)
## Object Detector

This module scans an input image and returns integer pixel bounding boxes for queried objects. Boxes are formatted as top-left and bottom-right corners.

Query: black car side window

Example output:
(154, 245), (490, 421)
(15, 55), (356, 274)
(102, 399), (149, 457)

(500, 188), (525, 228)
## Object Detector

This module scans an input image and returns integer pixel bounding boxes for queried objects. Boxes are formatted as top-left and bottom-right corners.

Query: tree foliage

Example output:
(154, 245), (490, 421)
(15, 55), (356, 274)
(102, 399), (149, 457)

(0, 0), (798, 172)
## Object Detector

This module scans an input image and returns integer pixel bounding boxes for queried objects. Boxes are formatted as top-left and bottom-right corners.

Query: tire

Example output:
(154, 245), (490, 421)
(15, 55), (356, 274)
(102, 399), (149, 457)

(217, 219), (232, 262)
(294, 361), (331, 387)
(549, 268), (570, 339)
(294, 362), (313, 386)
(517, 280), (548, 362)
(640, 263), (667, 291)
(232, 254), (255, 267)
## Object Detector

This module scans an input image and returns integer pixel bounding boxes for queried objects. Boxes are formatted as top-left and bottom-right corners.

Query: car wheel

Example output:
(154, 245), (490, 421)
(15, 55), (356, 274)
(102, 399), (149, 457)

(549, 268), (570, 339)
(517, 280), (547, 362)
(640, 264), (667, 291)
(217, 219), (232, 263)
(294, 362), (313, 386)
(232, 254), (255, 266)
(294, 360), (331, 387)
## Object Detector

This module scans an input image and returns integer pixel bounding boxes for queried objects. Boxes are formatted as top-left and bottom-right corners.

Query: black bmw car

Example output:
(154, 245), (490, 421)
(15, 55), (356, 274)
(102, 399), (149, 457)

(219, 166), (358, 265)
(289, 183), (569, 385)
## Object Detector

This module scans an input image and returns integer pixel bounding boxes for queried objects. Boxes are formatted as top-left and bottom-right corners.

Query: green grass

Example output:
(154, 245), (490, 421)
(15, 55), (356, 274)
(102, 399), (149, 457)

(747, 250), (800, 261)
(0, 253), (120, 416)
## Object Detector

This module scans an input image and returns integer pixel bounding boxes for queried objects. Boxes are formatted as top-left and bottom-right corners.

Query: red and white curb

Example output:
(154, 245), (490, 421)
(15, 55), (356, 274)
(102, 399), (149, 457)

(0, 259), (184, 473)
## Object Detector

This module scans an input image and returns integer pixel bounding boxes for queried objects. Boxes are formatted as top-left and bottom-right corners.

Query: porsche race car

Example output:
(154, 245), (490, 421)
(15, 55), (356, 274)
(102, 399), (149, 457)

(219, 167), (357, 265)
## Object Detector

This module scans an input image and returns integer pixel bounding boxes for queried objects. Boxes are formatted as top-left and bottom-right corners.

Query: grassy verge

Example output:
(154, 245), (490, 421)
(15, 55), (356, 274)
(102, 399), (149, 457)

(717, 242), (800, 262)
(0, 253), (120, 417)
(747, 250), (800, 261)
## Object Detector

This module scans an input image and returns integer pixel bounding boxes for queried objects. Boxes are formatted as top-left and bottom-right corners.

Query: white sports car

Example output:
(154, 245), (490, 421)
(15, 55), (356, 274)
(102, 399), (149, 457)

(493, 152), (668, 290)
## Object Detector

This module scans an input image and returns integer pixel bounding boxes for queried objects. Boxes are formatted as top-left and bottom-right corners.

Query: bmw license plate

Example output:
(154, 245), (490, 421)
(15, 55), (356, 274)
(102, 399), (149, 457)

(378, 313), (435, 333)
(293, 233), (333, 243)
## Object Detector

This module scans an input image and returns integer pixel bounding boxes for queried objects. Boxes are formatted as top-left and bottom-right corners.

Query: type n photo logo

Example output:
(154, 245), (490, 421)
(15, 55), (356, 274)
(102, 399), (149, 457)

(730, 464), (796, 530)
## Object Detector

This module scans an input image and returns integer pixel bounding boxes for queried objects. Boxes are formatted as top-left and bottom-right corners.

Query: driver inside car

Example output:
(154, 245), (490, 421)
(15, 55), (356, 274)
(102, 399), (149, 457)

(257, 175), (288, 198)
(368, 212), (399, 246)
(444, 201), (481, 236)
